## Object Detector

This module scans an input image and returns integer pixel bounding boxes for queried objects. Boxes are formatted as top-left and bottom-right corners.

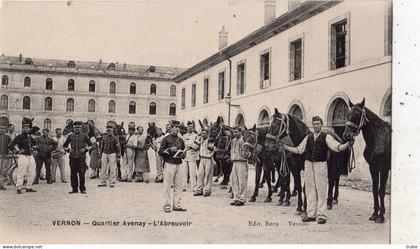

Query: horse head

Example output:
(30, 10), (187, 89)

(179, 122), (188, 136)
(147, 122), (158, 139)
(265, 108), (289, 150)
(241, 124), (258, 160)
(343, 98), (368, 141)
(63, 119), (74, 135)
(214, 125), (232, 151)
(207, 116), (223, 147)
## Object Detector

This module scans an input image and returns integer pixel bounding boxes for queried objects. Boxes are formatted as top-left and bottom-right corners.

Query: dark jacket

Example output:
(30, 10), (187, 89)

(0, 134), (12, 158)
(36, 135), (57, 158)
(63, 133), (93, 159)
(100, 134), (121, 157)
(9, 133), (37, 156)
(158, 133), (185, 165)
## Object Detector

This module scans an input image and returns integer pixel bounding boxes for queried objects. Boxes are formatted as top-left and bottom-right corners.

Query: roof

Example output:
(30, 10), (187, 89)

(173, 0), (341, 83)
(0, 55), (186, 81)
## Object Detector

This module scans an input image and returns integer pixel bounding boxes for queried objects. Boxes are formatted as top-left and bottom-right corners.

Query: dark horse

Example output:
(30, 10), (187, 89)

(343, 98), (391, 223)
(63, 119), (95, 138)
(264, 108), (309, 214)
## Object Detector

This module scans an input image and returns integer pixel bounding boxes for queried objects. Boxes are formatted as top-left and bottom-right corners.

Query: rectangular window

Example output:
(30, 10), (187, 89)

(218, 71), (225, 100)
(330, 19), (349, 70)
(237, 62), (245, 95)
(203, 77), (209, 104)
(181, 88), (186, 110)
(290, 38), (302, 81)
(191, 83), (196, 107)
(260, 51), (270, 89)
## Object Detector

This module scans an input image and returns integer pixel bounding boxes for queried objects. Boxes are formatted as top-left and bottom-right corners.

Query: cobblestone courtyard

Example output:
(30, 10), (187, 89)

(0, 155), (390, 244)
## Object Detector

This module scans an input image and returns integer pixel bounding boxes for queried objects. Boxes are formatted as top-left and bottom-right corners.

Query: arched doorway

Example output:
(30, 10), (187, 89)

(235, 113), (245, 128)
(288, 104), (304, 121)
(327, 97), (350, 176)
(258, 109), (270, 126)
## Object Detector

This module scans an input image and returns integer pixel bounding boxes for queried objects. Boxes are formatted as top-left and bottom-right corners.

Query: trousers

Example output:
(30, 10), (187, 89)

(36, 157), (51, 181)
(304, 160), (328, 219)
(121, 148), (135, 181)
(231, 161), (248, 203)
(16, 155), (36, 190)
(163, 162), (184, 209)
(101, 153), (117, 185)
(69, 157), (87, 192)
(183, 160), (198, 191)
(51, 156), (66, 182)
(196, 158), (214, 194)
(155, 152), (164, 180)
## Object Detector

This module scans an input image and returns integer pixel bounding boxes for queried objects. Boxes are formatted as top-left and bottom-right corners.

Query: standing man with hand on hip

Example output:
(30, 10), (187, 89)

(34, 128), (57, 185)
(195, 126), (215, 197)
(230, 126), (248, 206)
(282, 116), (353, 224)
(159, 120), (186, 213)
(98, 124), (121, 188)
(8, 118), (38, 194)
(63, 121), (93, 194)
(121, 126), (136, 182)
(51, 128), (67, 183)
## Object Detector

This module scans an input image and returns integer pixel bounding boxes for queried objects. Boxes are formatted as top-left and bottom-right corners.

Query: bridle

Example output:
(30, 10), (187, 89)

(242, 130), (258, 152)
(345, 106), (369, 136)
(266, 114), (289, 145)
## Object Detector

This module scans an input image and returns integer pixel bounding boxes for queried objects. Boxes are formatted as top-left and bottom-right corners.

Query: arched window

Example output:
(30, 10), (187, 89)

(110, 81), (116, 94)
(66, 98), (74, 112)
(235, 113), (245, 127)
(1, 75), (8, 86)
(258, 109), (270, 126)
(44, 97), (53, 111)
(129, 101), (136, 114)
(0, 95), (8, 110)
(169, 103), (176, 116)
(46, 78), (53, 90)
(24, 76), (31, 87)
(149, 102), (156, 115)
(150, 84), (157, 95)
(130, 82), (136, 94)
(88, 99), (96, 112)
(23, 96), (31, 110)
(170, 85), (176, 97)
(89, 80), (95, 92)
(109, 100), (116, 113)
(288, 104), (304, 121)
(44, 118), (52, 130)
(68, 79), (75, 91)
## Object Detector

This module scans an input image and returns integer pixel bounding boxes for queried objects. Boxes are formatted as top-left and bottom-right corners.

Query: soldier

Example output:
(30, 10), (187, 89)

(98, 124), (121, 188)
(8, 118), (37, 194)
(182, 121), (199, 192)
(120, 126), (137, 182)
(151, 128), (164, 183)
(194, 125), (215, 197)
(282, 116), (354, 224)
(63, 121), (93, 194)
(229, 126), (248, 206)
(159, 120), (186, 213)
(34, 128), (57, 184)
(0, 117), (11, 190)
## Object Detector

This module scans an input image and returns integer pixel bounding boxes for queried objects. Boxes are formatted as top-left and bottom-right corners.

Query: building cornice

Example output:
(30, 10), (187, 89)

(173, 0), (341, 83)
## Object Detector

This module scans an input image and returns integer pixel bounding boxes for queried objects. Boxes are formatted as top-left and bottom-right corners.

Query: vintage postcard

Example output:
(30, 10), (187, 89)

(0, 0), (418, 245)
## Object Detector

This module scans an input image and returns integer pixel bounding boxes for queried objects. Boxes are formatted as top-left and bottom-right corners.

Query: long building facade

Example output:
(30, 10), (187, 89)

(175, 0), (392, 180)
(0, 55), (184, 133)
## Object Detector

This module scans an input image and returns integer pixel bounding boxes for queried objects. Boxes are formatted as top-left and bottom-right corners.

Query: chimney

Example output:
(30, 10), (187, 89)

(264, 0), (276, 25)
(218, 26), (228, 50)
(18, 54), (23, 62)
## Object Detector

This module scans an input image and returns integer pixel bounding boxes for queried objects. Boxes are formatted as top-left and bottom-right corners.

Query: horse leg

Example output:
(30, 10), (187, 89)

(333, 174), (340, 204)
(220, 161), (231, 188)
(259, 170), (265, 188)
(273, 167), (281, 193)
(291, 167), (303, 214)
(264, 170), (272, 203)
(271, 169), (276, 183)
(376, 168), (390, 223)
(277, 175), (285, 205)
(369, 165), (380, 221)
(249, 163), (262, 202)
(302, 184), (308, 218)
(282, 173), (291, 206)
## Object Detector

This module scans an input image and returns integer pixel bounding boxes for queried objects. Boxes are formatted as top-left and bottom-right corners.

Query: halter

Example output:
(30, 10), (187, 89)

(242, 130), (258, 151)
(345, 106), (369, 136)
(266, 114), (289, 145)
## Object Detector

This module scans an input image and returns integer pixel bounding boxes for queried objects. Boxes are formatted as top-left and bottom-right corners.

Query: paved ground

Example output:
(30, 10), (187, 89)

(0, 155), (390, 244)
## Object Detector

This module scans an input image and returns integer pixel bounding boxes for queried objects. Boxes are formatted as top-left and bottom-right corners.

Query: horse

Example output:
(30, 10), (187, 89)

(242, 124), (282, 203)
(63, 119), (95, 138)
(264, 108), (309, 214)
(343, 98), (391, 223)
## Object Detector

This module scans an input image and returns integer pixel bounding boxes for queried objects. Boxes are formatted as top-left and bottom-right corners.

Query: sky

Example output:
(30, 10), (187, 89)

(0, 0), (289, 68)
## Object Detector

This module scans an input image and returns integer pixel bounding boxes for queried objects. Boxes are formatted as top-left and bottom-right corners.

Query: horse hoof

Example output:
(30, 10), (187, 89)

(332, 199), (338, 205)
(369, 214), (378, 221)
(277, 200), (283, 206)
(259, 183), (264, 188)
(282, 201), (290, 207)
(264, 197), (272, 203)
(294, 210), (302, 215)
(327, 205), (332, 210)
(375, 216), (385, 224)
(249, 197), (256, 202)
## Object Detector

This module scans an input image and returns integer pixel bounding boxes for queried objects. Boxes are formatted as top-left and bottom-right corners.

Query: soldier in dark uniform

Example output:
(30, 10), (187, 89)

(63, 121), (93, 194)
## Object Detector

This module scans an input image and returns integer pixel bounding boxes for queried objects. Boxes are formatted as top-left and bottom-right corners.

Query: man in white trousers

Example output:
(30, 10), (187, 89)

(182, 121), (199, 192)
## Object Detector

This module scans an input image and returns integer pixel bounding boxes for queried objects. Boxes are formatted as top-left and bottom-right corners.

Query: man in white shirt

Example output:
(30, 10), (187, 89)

(283, 116), (353, 224)
(51, 128), (67, 183)
(121, 127), (137, 182)
(182, 121), (199, 192)
(152, 128), (164, 183)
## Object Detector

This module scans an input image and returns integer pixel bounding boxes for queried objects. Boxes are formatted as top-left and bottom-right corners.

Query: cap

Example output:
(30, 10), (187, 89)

(22, 117), (33, 128)
(187, 121), (193, 126)
(106, 125), (114, 129)
(73, 121), (83, 127)
(171, 120), (181, 127)
(312, 116), (323, 124)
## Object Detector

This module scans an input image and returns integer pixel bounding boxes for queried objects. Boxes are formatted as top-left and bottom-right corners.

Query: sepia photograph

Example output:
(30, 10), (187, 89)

(0, 0), (412, 245)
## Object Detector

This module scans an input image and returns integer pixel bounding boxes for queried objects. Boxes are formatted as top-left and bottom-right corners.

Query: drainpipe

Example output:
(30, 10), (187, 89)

(227, 57), (232, 126)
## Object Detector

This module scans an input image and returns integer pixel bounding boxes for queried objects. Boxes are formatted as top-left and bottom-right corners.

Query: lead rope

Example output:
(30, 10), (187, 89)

(279, 149), (289, 177)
